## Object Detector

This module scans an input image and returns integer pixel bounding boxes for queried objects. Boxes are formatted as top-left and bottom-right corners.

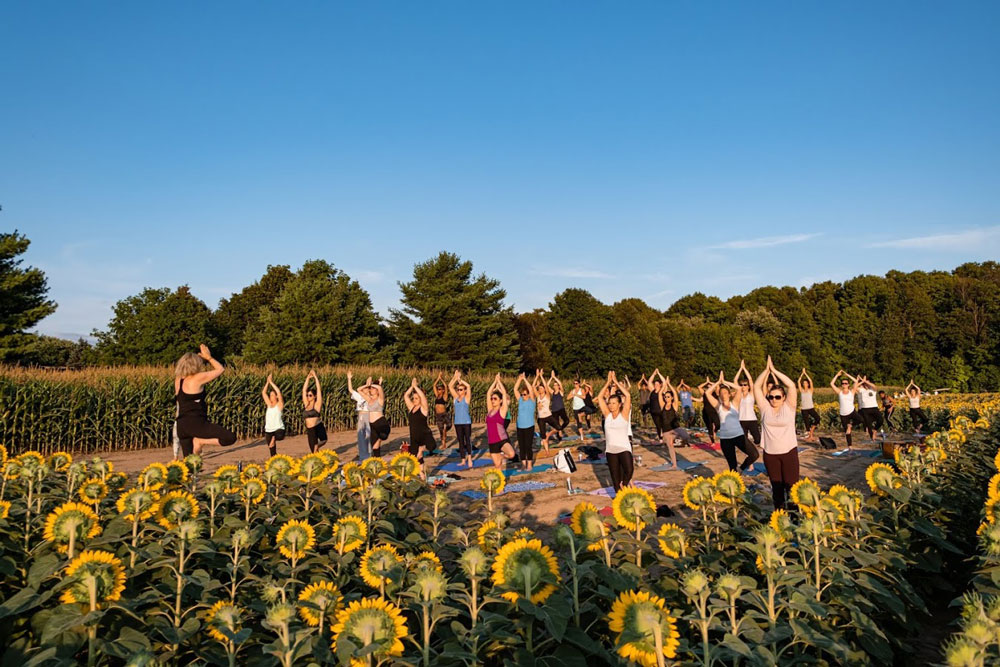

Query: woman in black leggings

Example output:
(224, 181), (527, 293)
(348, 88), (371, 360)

(549, 372), (571, 436)
(597, 371), (634, 492)
(796, 369), (821, 441)
(703, 371), (758, 472)
(174, 345), (237, 456)
(906, 380), (929, 433)
(698, 376), (720, 444)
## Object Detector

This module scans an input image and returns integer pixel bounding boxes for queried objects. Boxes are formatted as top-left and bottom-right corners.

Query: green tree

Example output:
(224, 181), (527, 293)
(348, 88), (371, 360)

(0, 231), (56, 360)
(212, 264), (294, 357)
(547, 288), (629, 378)
(242, 260), (380, 365)
(15, 335), (93, 367)
(389, 252), (519, 371)
(94, 286), (217, 364)
(513, 310), (552, 373)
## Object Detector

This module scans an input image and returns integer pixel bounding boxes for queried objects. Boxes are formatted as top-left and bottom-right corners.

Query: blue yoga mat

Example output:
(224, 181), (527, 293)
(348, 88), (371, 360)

(577, 457), (605, 464)
(437, 458), (495, 471)
(651, 461), (700, 472)
(446, 448), (486, 458)
(461, 481), (557, 500)
(748, 463), (768, 476)
(507, 463), (554, 477)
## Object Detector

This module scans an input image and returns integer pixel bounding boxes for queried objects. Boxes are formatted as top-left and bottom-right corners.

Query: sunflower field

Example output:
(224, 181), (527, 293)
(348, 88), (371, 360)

(0, 403), (999, 665)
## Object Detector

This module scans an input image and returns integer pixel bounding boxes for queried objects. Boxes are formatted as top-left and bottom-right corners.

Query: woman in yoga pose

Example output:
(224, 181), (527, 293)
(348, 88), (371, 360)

(513, 373), (537, 471)
(879, 390), (895, 433)
(703, 371), (758, 472)
(597, 371), (634, 492)
(347, 371), (372, 461)
(403, 378), (435, 467)
(698, 376), (720, 444)
(485, 374), (517, 468)
(174, 345), (237, 457)
(302, 370), (327, 453)
(261, 374), (285, 457)
(646, 369), (680, 469)
(364, 377), (389, 457)
(638, 376), (651, 429)
(533, 370), (562, 450)
(755, 357), (799, 511)
(549, 371), (570, 438)
(856, 375), (883, 439)
(734, 360), (761, 448)
(830, 370), (861, 450)
(433, 373), (452, 450)
(906, 380), (928, 433)
(448, 371), (474, 468)
(797, 369), (821, 441)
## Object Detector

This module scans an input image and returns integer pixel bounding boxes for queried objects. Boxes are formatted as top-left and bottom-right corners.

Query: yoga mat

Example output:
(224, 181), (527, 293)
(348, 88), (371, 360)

(427, 475), (457, 485)
(650, 461), (700, 472)
(748, 463), (768, 476)
(586, 480), (667, 498)
(577, 457), (606, 464)
(437, 458), (495, 471)
(446, 448), (486, 458)
(692, 442), (721, 451)
(506, 464), (554, 477)
(461, 481), (556, 500)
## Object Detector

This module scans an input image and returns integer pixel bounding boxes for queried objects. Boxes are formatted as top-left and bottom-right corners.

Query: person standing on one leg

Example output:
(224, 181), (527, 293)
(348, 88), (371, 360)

(597, 371), (634, 492)
(302, 370), (327, 453)
(704, 372), (758, 472)
(513, 373), (537, 472)
(647, 369), (679, 469)
(549, 372), (570, 440)
(906, 380), (928, 433)
(735, 360), (761, 448)
(638, 376), (651, 429)
(698, 376), (720, 444)
(485, 374), (517, 469)
(403, 378), (435, 471)
(347, 370), (372, 462)
(856, 376), (883, 440)
(879, 390), (895, 433)
(797, 369), (821, 442)
(432, 373), (452, 451)
(830, 370), (860, 451)
(570, 379), (588, 437)
(174, 345), (237, 457)
(261, 374), (285, 457)
(755, 357), (799, 511)
(365, 378), (389, 457)
(534, 369), (561, 452)
(677, 381), (695, 428)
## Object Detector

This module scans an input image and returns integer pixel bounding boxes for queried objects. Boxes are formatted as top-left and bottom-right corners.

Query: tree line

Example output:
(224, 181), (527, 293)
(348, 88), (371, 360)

(3, 230), (999, 390)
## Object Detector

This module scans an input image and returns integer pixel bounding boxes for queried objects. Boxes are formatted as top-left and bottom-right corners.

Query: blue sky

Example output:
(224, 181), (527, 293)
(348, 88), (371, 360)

(2, 2), (999, 339)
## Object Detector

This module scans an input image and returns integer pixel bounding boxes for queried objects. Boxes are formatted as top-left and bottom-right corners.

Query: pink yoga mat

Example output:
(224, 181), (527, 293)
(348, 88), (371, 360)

(692, 442), (721, 451)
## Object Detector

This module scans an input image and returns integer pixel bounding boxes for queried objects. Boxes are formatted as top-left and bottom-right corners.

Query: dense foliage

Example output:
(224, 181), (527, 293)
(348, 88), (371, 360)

(0, 231), (56, 363)
(0, 401), (995, 665)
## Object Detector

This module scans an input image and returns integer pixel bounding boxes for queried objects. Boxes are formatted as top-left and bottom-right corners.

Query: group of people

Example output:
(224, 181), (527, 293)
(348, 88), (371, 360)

(170, 346), (929, 514)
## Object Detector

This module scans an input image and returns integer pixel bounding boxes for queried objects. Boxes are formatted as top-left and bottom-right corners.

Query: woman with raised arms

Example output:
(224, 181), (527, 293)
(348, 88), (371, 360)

(704, 371), (758, 472)
(174, 344), (237, 457)
(513, 373), (537, 472)
(261, 374), (285, 457)
(301, 370), (327, 453)
(755, 357), (799, 511)
(485, 374), (517, 468)
(597, 371), (634, 492)
(797, 368), (821, 442)
(448, 370), (474, 469)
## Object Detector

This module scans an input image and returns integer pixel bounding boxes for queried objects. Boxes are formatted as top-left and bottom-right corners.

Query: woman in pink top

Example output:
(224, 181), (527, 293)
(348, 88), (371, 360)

(485, 373), (517, 469)
(753, 356), (799, 511)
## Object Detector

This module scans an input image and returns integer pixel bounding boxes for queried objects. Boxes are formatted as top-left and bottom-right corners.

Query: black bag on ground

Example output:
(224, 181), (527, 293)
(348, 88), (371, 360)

(818, 436), (837, 450)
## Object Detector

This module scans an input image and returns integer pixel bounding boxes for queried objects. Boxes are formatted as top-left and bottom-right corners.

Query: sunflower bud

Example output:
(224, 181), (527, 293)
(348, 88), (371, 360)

(265, 603), (296, 627)
(460, 546), (489, 577)
(715, 573), (742, 600)
(681, 569), (710, 598)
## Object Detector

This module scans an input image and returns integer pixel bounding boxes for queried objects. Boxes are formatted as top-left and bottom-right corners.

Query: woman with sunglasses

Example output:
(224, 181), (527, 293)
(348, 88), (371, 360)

(533, 369), (563, 450)
(302, 370), (327, 453)
(734, 360), (761, 447)
(403, 378), (435, 465)
(797, 369), (821, 441)
(754, 357), (799, 511)
(597, 370), (634, 492)
(830, 370), (861, 450)
(513, 373), (537, 471)
(549, 371), (571, 437)
(448, 370), (474, 468)
(485, 374), (517, 468)
(647, 369), (680, 469)
(703, 371), (758, 472)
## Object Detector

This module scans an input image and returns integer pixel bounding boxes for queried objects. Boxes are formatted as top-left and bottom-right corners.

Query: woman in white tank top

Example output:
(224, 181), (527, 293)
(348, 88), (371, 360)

(597, 371), (634, 493)
(261, 374), (286, 457)
(796, 369), (821, 441)
(905, 380), (929, 432)
(734, 360), (761, 445)
(830, 370), (860, 450)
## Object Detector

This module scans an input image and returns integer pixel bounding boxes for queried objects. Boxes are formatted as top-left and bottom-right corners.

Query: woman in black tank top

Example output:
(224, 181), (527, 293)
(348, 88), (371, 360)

(403, 378), (434, 473)
(174, 345), (237, 456)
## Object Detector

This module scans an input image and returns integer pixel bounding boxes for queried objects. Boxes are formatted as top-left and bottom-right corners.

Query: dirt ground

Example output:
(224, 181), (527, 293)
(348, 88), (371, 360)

(100, 420), (918, 531)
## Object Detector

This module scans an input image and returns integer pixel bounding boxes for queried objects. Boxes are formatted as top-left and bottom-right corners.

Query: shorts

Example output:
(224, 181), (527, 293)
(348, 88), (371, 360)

(306, 423), (328, 448)
(434, 413), (452, 431)
(265, 429), (286, 441)
(370, 417), (391, 441)
(840, 412), (861, 430)
(488, 438), (510, 454)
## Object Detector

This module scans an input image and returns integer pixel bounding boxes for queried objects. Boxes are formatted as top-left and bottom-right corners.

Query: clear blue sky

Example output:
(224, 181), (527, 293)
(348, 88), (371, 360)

(2, 2), (999, 339)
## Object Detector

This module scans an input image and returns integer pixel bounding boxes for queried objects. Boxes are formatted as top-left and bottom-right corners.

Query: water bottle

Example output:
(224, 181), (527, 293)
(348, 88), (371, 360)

(577, 452), (583, 462)
(636, 455), (643, 467)
(237, 461), (243, 473)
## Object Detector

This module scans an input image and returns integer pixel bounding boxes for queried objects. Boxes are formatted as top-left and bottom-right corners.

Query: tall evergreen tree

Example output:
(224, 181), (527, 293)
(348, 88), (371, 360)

(389, 252), (519, 371)
(0, 231), (56, 360)
(547, 288), (627, 378)
(242, 260), (380, 365)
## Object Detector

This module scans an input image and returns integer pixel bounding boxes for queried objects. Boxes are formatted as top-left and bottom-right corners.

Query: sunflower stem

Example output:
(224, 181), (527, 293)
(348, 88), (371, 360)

(422, 604), (431, 666)
(68, 528), (76, 561)
(86, 576), (97, 667)
(652, 622), (666, 667)
(524, 568), (533, 653)
(812, 519), (822, 603)
(635, 524), (642, 568)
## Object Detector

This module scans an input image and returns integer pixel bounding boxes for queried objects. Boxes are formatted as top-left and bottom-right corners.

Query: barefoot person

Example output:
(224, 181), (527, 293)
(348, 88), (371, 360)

(513, 373), (537, 471)
(174, 345), (237, 456)
(646, 369), (679, 469)
(403, 378), (436, 465)
(797, 369), (821, 441)
(433, 373), (452, 450)
(570, 379), (588, 437)
(347, 371), (372, 462)
(704, 372), (758, 472)
(698, 376), (720, 444)
(485, 374), (517, 468)
(906, 380), (928, 433)
(302, 370), (327, 453)
(735, 360), (761, 448)
(597, 371), (634, 492)
(754, 357), (799, 511)
(830, 370), (861, 450)
(549, 371), (571, 438)
(261, 374), (285, 457)
(365, 377), (389, 457)
(856, 375), (883, 440)
(448, 371), (474, 468)
(879, 390), (895, 433)
(534, 370), (562, 451)
(677, 381), (695, 428)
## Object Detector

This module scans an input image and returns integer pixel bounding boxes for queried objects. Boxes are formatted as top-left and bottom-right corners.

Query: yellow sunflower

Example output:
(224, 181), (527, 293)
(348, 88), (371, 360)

(330, 597), (409, 667)
(48, 451), (73, 472)
(59, 550), (126, 608)
(265, 454), (297, 479)
(165, 461), (189, 486)
(789, 478), (822, 513)
(481, 469), (506, 494)
(139, 462), (168, 492)
(769, 509), (793, 539)
(332, 515), (368, 554)
(296, 453), (330, 484)
(712, 470), (746, 504)
(491, 538), (561, 604)
(682, 477), (716, 511)
(318, 450), (341, 474)
(77, 478), (109, 506)
(612, 485), (656, 531)
(213, 465), (241, 493)
(569, 502), (607, 552)
(275, 519), (316, 560)
(656, 523), (687, 558)
(204, 600), (243, 644)
(865, 463), (900, 496)
(607, 590), (680, 665)
(476, 519), (504, 552)
(0, 500), (10, 520)
(360, 456), (384, 479)
(0, 443), (6, 468)
(116, 487), (158, 522)
(298, 580), (342, 626)
(388, 453), (421, 481)
(512, 526), (535, 541)
(985, 493), (1000, 524)
(17, 451), (45, 475)
(154, 490), (200, 530)
(989, 474), (1000, 500)
(341, 462), (366, 490)
(43, 501), (102, 553)
(3, 458), (22, 481)
(409, 551), (443, 574)
(239, 463), (263, 484)
(240, 478), (267, 505)
(106, 472), (128, 492)
(358, 544), (404, 590)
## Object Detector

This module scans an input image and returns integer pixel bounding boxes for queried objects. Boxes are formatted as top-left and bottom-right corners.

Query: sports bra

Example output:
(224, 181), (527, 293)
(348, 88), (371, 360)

(303, 408), (321, 419)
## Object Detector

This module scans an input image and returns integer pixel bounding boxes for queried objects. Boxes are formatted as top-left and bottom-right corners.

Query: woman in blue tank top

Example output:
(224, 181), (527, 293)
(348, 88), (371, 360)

(448, 370), (475, 468)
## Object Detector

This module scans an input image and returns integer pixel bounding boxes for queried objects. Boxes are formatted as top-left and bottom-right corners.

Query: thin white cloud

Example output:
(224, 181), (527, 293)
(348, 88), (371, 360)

(866, 226), (1000, 249)
(531, 267), (614, 279)
(709, 233), (822, 250)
